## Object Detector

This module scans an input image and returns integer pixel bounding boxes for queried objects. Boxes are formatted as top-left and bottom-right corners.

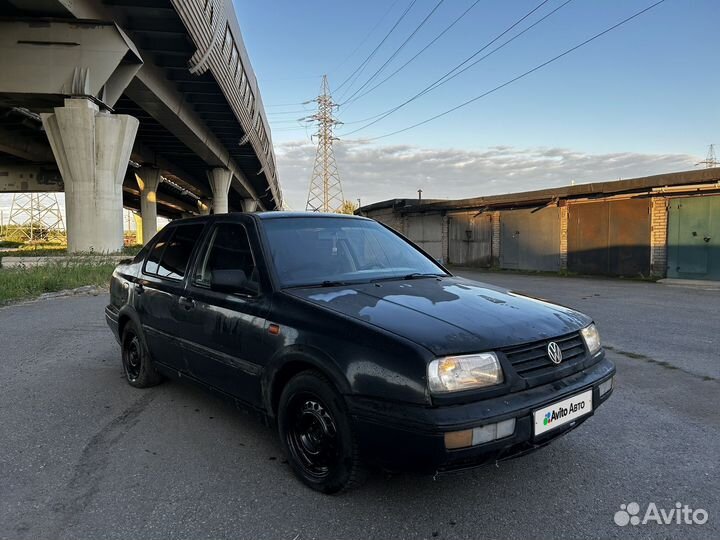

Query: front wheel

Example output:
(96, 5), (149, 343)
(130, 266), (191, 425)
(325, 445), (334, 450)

(277, 371), (367, 494)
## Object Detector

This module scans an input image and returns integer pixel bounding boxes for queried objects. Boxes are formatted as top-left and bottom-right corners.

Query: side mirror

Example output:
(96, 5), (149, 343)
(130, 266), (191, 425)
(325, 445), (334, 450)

(210, 269), (259, 296)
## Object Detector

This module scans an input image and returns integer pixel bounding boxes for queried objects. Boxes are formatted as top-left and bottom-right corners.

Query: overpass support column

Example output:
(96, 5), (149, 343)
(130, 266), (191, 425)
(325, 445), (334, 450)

(135, 166), (161, 242)
(207, 168), (232, 214)
(133, 212), (143, 245)
(41, 98), (138, 253)
(198, 198), (211, 215)
(242, 199), (259, 213)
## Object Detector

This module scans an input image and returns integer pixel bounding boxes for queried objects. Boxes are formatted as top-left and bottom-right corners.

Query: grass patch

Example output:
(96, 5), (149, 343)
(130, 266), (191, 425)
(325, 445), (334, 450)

(0, 259), (116, 305)
(0, 243), (143, 258)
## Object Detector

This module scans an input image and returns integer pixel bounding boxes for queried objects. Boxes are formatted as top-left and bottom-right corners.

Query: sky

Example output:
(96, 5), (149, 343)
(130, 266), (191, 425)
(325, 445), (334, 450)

(233, 0), (719, 210)
(1, 0), (717, 221)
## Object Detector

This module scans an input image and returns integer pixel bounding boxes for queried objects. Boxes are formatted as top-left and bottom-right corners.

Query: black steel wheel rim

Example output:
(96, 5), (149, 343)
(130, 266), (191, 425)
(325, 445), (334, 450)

(286, 393), (339, 479)
(125, 335), (142, 381)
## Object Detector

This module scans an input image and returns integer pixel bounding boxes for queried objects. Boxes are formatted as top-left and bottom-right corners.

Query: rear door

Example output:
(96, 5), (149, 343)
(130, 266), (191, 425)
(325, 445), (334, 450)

(180, 220), (271, 405)
(136, 222), (206, 373)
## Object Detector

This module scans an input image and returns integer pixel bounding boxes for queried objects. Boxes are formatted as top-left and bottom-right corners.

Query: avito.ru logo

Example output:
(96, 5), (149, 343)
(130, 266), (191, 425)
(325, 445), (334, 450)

(614, 502), (708, 526)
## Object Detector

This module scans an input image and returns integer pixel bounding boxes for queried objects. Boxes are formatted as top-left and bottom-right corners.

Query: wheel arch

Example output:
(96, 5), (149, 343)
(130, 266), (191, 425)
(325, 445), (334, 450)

(117, 306), (143, 342)
(263, 346), (351, 420)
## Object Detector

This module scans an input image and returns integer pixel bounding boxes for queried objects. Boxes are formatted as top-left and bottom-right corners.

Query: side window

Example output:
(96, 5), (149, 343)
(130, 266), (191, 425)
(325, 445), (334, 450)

(145, 224), (204, 280)
(193, 223), (259, 293)
(144, 227), (173, 275)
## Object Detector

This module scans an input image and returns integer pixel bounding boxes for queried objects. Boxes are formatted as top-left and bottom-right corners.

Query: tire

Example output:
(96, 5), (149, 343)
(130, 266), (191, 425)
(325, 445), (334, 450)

(121, 320), (163, 388)
(278, 370), (367, 494)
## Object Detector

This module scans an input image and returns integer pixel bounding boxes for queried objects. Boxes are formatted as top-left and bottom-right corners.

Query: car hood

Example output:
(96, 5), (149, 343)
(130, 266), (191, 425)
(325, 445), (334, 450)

(285, 276), (591, 356)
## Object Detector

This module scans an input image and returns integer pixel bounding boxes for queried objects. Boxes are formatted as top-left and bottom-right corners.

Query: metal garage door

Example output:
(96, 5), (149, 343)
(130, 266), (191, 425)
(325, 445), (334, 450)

(448, 212), (492, 266)
(405, 213), (443, 260)
(500, 207), (560, 271)
(568, 199), (650, 276)
(667, 195), (720, 280)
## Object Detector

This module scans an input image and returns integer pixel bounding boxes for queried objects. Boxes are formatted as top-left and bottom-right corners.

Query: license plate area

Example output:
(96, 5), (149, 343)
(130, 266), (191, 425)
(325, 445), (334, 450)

(533, 389), (593, 436)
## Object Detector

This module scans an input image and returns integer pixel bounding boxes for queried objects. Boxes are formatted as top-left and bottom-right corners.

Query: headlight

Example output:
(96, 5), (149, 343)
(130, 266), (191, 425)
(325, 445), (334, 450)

(581, 323), (602, 356)
(428, 352), (503, 393)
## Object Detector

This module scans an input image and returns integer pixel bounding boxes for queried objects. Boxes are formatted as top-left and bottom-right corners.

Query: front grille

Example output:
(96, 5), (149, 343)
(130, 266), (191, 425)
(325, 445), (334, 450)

(502, 332), (587, 384)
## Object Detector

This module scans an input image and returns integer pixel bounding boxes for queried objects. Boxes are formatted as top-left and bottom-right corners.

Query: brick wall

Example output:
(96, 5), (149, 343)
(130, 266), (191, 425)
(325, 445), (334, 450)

(491, 211), (501, 266)
(559, 205), (568, 270)
(650, 196), (668, 277)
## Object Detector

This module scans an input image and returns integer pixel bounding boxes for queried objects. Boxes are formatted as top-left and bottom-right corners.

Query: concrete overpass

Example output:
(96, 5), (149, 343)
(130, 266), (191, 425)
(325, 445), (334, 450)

(0, 0), (282, 251)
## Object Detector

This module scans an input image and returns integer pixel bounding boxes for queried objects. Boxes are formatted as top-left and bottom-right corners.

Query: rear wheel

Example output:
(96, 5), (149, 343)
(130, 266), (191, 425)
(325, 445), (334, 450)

(121, 321), (163, 388)
(278, 371), (366, 494)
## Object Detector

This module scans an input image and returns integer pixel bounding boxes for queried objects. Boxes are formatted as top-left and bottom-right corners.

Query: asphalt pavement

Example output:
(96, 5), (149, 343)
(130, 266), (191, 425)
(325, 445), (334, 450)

(0, 272), (718, 540)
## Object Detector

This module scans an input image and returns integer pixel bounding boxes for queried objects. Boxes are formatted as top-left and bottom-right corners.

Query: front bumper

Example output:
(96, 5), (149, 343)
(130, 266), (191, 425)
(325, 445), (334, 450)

(348, 355), (615, 472)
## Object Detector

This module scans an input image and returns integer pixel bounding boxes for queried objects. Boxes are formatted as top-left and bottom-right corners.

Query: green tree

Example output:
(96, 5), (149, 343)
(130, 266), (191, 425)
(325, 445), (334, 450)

(337, 200), (358, 215)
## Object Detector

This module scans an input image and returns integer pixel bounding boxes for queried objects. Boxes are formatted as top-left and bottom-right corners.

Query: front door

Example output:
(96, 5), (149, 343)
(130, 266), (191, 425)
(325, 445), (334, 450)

(180, 221), (270, 405)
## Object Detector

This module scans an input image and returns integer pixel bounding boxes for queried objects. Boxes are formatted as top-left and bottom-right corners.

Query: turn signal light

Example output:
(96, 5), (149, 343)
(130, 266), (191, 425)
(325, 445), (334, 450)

(444, 429), (473, 450)
(444, 418), (517, 450)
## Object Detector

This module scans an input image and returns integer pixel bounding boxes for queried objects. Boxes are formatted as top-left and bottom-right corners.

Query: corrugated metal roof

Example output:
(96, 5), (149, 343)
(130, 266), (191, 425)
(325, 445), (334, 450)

(358, 168), (720, 214)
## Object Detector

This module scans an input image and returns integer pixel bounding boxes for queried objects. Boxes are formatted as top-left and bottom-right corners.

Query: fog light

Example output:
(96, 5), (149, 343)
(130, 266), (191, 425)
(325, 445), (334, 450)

(496, 418), (516, 439)
(599, 376), (614, 397)
(472, 424), (497, 445)
(444, 429), (473, 450)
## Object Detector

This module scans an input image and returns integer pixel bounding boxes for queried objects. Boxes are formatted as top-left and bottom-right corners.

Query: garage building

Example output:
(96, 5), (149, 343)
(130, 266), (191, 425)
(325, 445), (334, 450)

(358, 168), (720, 281)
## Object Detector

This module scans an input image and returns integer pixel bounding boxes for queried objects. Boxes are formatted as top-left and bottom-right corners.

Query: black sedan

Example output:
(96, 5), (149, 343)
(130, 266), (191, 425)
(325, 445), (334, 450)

(105, 212), (615, 493)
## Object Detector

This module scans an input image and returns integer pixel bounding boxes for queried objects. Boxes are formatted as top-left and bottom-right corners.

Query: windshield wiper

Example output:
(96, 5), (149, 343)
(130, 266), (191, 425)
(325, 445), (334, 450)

(402, 273), (445, 280)
(320, 280), (348, 287)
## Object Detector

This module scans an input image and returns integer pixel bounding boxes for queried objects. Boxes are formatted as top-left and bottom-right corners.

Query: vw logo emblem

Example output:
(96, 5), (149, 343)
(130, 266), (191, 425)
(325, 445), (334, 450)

(547, 341), (563, 364)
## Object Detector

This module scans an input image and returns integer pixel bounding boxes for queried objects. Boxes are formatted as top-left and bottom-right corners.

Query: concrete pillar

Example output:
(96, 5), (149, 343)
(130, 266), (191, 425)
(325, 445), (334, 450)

(198, 198), (211, 215)
(207, 168), (232, 214)
(135, 166), (161, 242)
(41, 98), (138, 253)
(242, 198), (259, 213)
(132, 212), (143, 245)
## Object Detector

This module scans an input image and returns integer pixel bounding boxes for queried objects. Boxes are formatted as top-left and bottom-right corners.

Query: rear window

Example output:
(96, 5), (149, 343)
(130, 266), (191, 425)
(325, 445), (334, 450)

(144, 224), (205, 280)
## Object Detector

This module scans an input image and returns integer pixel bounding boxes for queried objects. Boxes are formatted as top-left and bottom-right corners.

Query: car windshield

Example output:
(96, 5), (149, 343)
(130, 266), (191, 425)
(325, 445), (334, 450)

(262, 217), (447, 288)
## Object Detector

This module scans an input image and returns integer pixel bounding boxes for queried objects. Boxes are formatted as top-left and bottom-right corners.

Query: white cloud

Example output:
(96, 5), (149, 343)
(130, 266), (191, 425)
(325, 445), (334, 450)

(276, 139), (700, 210)
(1, 143), (700, 220)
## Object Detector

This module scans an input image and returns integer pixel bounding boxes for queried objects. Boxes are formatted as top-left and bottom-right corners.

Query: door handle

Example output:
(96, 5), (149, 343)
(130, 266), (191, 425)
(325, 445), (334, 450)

(179, 296), (195, 310)
(136, 283), (144, 295)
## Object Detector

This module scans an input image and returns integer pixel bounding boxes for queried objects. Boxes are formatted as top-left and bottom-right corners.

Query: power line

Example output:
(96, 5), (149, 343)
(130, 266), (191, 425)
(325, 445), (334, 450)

(340, 0), (556, 136)
(264, 2), (403, 116)
(360, 0), (667, 142)
(341, 0), (485, 108)
(340, 0), (446, 106)
(326, 0), (402, 77)
(335, 0), (419, 98)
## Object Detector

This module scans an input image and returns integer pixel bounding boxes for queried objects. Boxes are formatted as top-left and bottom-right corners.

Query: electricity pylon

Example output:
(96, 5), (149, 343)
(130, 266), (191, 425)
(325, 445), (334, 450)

(305, 75), (345, 212)
(7, 192), (65, 241)
(697, 144), (719, 168)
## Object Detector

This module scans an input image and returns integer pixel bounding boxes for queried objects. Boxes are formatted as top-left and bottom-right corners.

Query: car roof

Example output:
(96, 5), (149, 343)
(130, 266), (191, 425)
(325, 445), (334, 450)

(254, 211), (368, 220)
(166, 212), (370, 227)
